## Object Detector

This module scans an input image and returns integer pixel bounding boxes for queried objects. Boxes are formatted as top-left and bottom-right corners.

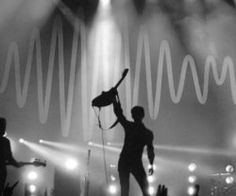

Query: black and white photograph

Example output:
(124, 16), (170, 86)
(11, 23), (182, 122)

(1, 0), (236, 195)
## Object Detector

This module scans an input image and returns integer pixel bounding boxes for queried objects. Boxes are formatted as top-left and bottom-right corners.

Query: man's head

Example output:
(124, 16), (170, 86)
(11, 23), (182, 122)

(0, 117), (6, 136)
(131, 106), (144, 122)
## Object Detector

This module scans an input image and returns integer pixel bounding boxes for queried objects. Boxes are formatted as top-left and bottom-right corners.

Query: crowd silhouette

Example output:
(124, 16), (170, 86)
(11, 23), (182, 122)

(3, 182), (18, 196)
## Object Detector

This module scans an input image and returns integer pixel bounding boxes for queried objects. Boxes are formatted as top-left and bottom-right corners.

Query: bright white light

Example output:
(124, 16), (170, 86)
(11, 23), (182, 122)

(19, 138), (25, 143)
(111, 175), (116, 181)
(108, 184), (117, 194)
(110, 164), (116, 168)
(65, 158), (78, 171)
(225, 176), (234, 184)
(148, 186), (155, 195)
(187, 186), (196, 195)
(88, 141), (93, 146)
(148, 164), (157, 171)
(29, 184), (37, 193)
(27, 171), (38, 181)
(100, 0), (110, 9)
(188, 176), (197, 184)
(147, 175), (155, 183)
(188, 163), (197, 172)
(3, 132), (7, 137)
(39, 139), (43, 143)
(225, 165), (234, 173)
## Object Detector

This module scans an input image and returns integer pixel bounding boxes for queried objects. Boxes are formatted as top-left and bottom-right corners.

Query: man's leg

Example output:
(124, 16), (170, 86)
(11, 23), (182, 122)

(131, 165), (149, 196)
(118, 161), (130, 196)
(0, 169), (7, 196)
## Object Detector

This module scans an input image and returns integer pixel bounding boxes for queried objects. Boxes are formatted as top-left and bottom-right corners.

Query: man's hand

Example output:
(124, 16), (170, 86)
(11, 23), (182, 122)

(156, 184), (168, 196)
(148, 166), (154, 175)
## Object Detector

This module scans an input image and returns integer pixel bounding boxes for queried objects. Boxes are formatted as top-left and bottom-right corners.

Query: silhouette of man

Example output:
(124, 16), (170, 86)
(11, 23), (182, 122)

(0, 118), (22, 196)
(112, 94), (155, 196)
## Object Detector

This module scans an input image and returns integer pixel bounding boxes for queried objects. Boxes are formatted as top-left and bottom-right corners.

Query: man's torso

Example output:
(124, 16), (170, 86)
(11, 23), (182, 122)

(120, 122), (152, 164)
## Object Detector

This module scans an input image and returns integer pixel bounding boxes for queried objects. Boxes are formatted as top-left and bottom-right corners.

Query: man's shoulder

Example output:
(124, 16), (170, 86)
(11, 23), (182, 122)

(121, 119), (132, 126)
(147, 129), (154, 138)
(0, 137), (10, 144)
(143, 126), (153, 138)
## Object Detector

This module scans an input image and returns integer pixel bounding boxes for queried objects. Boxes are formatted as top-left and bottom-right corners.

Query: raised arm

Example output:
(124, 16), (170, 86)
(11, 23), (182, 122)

(112, 94), (127, 126)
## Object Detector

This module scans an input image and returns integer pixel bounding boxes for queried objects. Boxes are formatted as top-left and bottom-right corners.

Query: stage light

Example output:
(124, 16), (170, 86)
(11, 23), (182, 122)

(3, 132), (7, 137)
(148, 164), (157, 171)
(100, 0), (111, 9)
(110, 164), (116, 168)
(225, 164), (234, 173)
(65, 158), (78, 171)
(27, 171), (38, 181)
(225, 176), (234, 184)
(29, 184), (37, 193)
(88, 141), (93, 146)
(148, 186), (155, 195)
(39, 139), (43, 143)
(19, 138), (25, 143)
(187, 186), (196, 195)
(111, 175), (116, 181)
(188, 176), (197, 184)
(188, 163), (197, 172)
(108, 184), (118, 194)
(147, 175), (155, 183)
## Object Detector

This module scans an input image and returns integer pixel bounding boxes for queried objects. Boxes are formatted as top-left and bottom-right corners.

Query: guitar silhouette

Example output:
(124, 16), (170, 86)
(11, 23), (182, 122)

(92, 69), (129, 108)
(7, 159), (46, 167)
(92, 69), (129, 129)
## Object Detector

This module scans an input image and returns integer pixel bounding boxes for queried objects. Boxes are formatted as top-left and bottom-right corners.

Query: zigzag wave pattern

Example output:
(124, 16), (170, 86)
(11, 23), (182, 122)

(0, 17), (235, 137)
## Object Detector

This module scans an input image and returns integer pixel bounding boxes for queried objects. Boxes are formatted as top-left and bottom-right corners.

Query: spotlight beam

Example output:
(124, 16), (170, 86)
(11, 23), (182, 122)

(88, 142), (121, 153)
(156, 145), (236, 157)
(21, 140), (86, 173)
(51, 0), (81, 27)
(39, 140), (87, 153)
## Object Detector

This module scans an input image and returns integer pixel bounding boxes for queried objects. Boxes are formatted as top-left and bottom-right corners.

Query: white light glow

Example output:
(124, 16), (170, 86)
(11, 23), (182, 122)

(29, 184), (37, 193)
(188, 176), (197, 183)
(111, 175), (116, 181)
(148, 186), (155, 195)
(100, 0), (111, 9)
(147, 175), (155, 183)
(148, 164), (157, 171)
(187, 186), (196, 195)
(19, 138), (25, 143)
(225, 165), (234, 173)
(108, 184), (117, 194)
(188, 163), (197, 172)
(110, 164), (116, 168)
(27, 171), (38, 181)
(65, 158), (78, 171)
(225, 176), (234, 184)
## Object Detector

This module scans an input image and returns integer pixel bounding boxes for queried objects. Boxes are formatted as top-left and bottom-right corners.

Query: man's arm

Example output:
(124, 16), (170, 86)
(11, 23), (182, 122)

(112, 95), (127, 126)
(147, 132), (155, 175)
